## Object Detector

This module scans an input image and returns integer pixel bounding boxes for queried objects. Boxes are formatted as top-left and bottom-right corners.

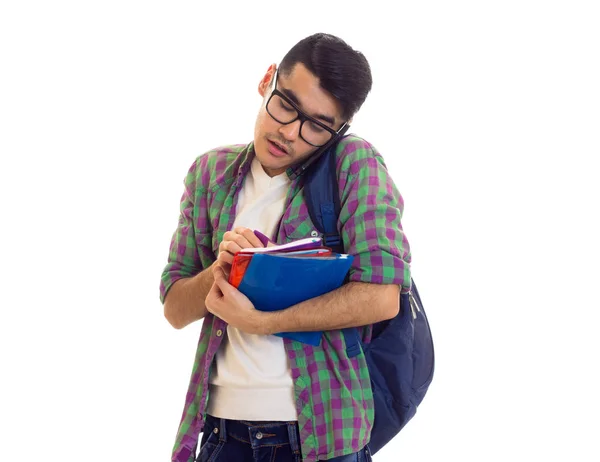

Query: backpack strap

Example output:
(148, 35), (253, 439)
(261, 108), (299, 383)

(303, 139), (362, 358)
(304, 140), (343, 253)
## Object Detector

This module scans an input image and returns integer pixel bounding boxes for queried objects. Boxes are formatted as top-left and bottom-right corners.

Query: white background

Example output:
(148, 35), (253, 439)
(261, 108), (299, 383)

(1, 1), (599, 461)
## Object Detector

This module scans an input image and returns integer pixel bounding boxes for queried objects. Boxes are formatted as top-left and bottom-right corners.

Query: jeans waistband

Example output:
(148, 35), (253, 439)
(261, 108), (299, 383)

(205, 414), (301, 453)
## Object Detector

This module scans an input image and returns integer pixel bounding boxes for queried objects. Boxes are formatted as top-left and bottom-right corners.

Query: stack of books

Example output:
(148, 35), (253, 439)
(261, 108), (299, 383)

(228, 236), (354, 346)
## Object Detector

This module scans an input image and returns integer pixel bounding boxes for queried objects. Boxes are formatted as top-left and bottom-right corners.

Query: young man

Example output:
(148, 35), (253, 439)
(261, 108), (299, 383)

(160, 33), (411, 462)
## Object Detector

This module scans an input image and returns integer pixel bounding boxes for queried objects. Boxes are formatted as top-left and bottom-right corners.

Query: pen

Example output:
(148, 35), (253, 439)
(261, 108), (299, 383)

(253, 229), (271, 247)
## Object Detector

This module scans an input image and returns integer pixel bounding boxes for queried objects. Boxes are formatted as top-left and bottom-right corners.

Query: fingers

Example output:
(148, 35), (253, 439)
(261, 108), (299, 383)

(205, 278), (223, 313)
(212, 259), (230, 278)
(223, 228), (263, 250)
(211, 266), (238, 304)
(213, 264), (227, 283)
(212, 266), (251, 309)
(217, 228), (265, 266)
(216, 240), (234, 263)
(235, 227), (264, 248)
(213, 265), (233, 294)
(215, 228), (268, 283)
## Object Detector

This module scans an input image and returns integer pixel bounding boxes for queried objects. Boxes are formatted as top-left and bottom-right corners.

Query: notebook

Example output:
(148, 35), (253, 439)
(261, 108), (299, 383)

(228, 237), (354, 345)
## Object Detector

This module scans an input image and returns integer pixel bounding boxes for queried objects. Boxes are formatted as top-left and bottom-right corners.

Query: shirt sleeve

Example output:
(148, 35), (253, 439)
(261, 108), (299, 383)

(159, 160), (209, 303)
(337, 137), (412, 292)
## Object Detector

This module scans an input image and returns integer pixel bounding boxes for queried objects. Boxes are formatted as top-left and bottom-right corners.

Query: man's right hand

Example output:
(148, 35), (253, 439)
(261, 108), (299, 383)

(164, 228), (268, 329)
(214, 227), (265, 276)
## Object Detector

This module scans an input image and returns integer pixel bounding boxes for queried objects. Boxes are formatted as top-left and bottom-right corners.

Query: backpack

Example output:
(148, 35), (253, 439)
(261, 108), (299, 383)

(302, 140), (435, 455)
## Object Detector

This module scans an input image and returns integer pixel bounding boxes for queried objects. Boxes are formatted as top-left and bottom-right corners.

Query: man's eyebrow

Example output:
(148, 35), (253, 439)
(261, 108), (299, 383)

(281, 88), (336, 126)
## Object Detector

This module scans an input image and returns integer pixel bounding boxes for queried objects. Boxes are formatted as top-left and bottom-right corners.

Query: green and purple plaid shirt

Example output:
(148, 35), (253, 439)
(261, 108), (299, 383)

(160, 135), (411, 462)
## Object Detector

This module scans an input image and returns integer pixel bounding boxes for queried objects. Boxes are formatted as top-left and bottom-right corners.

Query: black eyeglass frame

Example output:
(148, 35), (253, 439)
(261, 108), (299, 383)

(266, 70), (349, 148)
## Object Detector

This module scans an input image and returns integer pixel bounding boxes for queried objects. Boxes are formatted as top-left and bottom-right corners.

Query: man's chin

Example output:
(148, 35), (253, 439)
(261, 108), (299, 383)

(254, 151), (288, 176)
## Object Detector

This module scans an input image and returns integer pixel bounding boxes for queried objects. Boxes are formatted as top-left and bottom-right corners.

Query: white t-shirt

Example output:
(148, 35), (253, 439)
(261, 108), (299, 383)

(206, 158), (297, 421)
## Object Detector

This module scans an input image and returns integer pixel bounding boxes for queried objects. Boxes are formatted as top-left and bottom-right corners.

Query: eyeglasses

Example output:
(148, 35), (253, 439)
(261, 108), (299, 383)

(266, 70), (348, 147)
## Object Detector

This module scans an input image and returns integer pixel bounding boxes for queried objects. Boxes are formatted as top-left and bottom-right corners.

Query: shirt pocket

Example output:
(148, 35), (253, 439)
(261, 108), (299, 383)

(193, 228), (217, 266)
(281, 209), (322, 241)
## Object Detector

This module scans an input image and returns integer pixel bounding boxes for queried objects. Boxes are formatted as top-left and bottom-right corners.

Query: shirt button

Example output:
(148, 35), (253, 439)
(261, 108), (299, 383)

(311, 230), (319, 237)
(216, 329), (223, 337)
(256, 432), (263, 440)
(213, 428), (219, 434)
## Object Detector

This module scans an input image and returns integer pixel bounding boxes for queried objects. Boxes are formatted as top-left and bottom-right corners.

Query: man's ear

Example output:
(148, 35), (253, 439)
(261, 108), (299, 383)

(258, 64), (277, 97)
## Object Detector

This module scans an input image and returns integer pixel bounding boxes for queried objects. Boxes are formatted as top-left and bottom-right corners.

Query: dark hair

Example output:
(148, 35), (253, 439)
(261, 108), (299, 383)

(279, 33), (372, 121)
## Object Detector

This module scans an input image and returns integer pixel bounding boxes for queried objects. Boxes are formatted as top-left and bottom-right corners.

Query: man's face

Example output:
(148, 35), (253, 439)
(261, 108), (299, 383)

(254, 63), (345, 177)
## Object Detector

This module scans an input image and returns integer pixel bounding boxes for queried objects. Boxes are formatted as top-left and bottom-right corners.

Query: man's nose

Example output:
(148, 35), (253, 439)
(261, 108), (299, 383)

(278, 120), (301, 141)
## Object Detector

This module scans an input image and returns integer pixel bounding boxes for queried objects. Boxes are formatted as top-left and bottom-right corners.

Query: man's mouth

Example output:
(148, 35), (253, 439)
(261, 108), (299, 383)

(267, 139), (289, 157)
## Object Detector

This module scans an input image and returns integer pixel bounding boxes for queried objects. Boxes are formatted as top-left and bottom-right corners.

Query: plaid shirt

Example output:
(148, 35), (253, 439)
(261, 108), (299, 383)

(160, 135), (411, 462)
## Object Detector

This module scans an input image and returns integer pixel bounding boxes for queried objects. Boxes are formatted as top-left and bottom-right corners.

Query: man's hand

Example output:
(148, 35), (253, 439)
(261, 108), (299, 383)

(205, 265), (270, 335)
(215, 227), (265, 276)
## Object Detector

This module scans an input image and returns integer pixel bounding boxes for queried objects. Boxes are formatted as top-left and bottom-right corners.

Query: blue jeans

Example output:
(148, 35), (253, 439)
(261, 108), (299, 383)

(196, 414), (372, 462)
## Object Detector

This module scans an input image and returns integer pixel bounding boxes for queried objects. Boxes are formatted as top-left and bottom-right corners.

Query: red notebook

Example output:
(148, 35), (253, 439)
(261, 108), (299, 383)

(229, 237), (332, 288)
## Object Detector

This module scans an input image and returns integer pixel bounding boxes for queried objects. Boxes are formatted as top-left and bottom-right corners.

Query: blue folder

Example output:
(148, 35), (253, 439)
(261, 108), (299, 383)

(236, 253), (354, 346)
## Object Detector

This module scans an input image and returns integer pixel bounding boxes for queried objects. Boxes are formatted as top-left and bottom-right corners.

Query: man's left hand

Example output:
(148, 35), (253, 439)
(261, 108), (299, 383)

(205, 266), (270, 335)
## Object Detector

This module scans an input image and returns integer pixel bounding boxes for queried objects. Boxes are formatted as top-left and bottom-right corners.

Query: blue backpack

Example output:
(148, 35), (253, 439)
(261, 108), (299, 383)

(302, 141), (435, 455)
